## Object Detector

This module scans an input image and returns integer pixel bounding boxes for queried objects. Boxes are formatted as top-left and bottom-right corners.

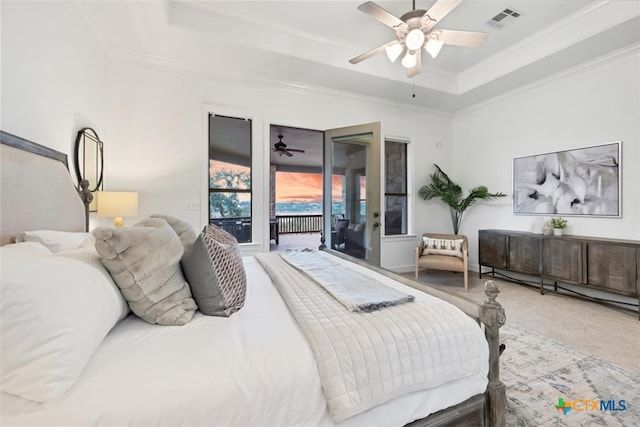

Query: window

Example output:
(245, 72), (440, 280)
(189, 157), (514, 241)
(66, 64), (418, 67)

(384, 139), (407, 235)
(357, 172), (367, 224)
(209, 114), (252, 243)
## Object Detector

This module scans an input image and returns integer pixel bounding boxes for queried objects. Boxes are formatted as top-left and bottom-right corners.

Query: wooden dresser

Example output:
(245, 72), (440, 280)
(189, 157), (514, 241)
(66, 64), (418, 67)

(478, 229), (639, 318)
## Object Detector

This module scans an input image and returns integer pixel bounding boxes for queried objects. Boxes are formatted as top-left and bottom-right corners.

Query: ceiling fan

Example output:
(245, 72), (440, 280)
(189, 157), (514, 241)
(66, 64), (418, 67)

(349, 0), (488, 77)
(272, 135), (306, 157)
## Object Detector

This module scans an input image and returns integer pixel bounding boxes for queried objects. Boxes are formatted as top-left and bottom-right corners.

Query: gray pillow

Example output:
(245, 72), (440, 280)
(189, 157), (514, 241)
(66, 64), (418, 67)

(92, 218), (197, 326)
(181, 225), (246, 316)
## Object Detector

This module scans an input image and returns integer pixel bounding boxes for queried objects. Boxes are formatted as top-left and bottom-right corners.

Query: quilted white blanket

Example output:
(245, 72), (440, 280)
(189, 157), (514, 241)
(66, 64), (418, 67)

(254, 251), (489, 422)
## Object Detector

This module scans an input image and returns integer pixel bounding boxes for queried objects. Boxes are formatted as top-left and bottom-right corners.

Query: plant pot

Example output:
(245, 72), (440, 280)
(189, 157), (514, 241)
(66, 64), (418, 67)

(553, 228), (563, 236)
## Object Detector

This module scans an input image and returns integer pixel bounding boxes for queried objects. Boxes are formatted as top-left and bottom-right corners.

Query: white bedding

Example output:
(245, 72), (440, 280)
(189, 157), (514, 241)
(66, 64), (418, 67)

(257, 251), (489, 422)
(1, 257), (488, 427)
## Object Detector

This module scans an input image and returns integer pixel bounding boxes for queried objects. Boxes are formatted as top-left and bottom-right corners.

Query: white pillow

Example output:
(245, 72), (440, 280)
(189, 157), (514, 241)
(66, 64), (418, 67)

(0, 245), (129, 403)
(0, 241), (52, 257)
(422, 237), (465, 258)
(15, 230), (93, 253)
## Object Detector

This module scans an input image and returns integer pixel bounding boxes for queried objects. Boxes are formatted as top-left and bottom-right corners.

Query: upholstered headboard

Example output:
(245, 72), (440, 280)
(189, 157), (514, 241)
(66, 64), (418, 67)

(0, 131), (86, 245)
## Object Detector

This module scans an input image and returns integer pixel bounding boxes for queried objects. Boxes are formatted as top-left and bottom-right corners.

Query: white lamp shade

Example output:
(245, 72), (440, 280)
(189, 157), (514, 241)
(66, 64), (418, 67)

(405, 29), (425, 51)
(401, 51), (417, 69)
(385, 42), (403, 62)
(97, 191), (138, 225)
(425, 38), (444, 58)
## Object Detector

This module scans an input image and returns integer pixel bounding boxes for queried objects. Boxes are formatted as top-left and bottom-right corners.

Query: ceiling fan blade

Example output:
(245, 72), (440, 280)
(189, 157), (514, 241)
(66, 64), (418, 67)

(357, 1), (406, 30)
(439, 29), (488, 47)
(406, 49), (421, 78)
(287, 149), (306, 153)
(423, 0), (463, 30)
(284, 151), (293, 157)
(349, 42), (390, 64)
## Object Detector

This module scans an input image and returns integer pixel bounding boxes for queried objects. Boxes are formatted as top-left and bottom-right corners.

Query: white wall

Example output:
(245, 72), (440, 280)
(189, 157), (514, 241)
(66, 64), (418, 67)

(450, 49), (640, 270)
(1, 1), (107, 167)
(106, 62), (453, 262)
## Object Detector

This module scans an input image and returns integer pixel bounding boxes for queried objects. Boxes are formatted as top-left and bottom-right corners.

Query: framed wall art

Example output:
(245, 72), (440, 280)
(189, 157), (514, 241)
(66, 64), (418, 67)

(513, 142), (621, 216)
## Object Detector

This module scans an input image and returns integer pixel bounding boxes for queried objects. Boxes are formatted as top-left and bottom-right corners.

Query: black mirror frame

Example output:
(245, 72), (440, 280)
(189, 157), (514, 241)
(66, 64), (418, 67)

(74, 127), (104, 192)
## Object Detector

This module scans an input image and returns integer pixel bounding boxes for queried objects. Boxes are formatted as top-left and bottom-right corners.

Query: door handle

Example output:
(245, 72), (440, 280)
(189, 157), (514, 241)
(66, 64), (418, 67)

(373, 221), (379, 228)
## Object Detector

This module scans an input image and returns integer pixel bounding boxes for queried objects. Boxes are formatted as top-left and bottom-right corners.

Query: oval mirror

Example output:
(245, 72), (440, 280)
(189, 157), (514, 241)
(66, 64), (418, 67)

(74, 127), (104, 193)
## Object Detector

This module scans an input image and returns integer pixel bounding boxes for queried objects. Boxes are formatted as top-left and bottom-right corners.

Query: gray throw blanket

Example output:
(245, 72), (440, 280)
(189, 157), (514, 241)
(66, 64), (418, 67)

(279, 250), (414, 312)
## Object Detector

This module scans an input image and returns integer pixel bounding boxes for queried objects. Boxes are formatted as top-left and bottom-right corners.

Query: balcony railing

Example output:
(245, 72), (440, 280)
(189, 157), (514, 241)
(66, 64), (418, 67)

(210, 214), (323, 243)
(276, 214), (322, 234)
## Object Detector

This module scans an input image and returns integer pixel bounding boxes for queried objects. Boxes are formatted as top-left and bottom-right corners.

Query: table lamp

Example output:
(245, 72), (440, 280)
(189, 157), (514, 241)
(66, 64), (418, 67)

(97, 191), (139, 226)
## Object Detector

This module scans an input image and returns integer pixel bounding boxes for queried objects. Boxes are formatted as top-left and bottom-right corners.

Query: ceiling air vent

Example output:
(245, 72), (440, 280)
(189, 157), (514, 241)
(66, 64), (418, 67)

(487, 8), (521, 29)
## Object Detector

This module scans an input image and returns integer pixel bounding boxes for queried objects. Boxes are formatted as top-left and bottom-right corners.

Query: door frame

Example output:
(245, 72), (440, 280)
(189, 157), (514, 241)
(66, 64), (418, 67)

(323, 122), (381, 266)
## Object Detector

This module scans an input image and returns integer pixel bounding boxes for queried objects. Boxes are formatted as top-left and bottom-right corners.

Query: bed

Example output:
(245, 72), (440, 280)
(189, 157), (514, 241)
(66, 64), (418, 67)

(0, 130), (506, 426)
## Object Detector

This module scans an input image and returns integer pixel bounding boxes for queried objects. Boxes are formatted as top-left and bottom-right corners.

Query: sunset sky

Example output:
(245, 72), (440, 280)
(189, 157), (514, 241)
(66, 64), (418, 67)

(276, 172), (343, 202)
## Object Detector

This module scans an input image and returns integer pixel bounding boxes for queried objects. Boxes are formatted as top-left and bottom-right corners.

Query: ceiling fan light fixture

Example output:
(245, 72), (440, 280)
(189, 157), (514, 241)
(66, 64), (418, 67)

(425, 37), (444, 58)
(385, 42), (403, 62)
(350, 0), (490, 78)
(405, 28), (425, 51)
(401, 51), (417, 69)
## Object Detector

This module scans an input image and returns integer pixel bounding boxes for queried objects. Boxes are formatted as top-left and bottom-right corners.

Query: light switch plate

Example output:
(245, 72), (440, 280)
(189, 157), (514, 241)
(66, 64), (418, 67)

(186, 200), (200, 210)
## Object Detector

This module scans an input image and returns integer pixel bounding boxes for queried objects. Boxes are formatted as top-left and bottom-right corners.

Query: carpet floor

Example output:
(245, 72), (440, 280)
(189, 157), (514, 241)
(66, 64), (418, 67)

(501, 323), (639, 426)
(412, 269), (639, 373)
(408, 269), (639, 426)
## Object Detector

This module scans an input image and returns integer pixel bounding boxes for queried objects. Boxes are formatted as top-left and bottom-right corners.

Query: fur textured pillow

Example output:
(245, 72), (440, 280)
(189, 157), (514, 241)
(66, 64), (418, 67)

(93, 218), (197, 326)
(150, 214), (197, 248)
(181, 225), (246, 316)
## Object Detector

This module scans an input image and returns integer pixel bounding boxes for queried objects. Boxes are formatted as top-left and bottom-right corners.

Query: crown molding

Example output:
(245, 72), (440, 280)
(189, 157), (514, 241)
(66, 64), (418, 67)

(73, 0), (636, 117)
(169, 0), (343, 49)
(72, 0), (455, 115)
(456, 43), (640, 116)
(107, 47), (453, 118)
(458, 0), (640, 94)
(167, 0), (460, 94)
(70, 0), (113, 52)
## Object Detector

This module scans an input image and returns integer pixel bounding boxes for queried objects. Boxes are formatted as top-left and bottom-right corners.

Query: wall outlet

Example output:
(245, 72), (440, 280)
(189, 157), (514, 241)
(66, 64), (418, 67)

(186, 200), (200, 210)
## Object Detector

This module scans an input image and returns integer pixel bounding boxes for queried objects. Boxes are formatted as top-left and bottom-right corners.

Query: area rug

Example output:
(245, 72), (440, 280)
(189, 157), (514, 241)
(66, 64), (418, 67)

(501, 323), (639, 426)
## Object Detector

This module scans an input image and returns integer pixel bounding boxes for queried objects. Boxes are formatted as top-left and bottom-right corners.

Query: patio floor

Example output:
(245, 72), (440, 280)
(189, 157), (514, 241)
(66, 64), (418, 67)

(270, 232), (323, 252)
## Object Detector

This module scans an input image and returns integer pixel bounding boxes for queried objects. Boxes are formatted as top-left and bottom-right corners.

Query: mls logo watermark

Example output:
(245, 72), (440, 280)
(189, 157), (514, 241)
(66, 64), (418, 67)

(555, 397), (627, 415)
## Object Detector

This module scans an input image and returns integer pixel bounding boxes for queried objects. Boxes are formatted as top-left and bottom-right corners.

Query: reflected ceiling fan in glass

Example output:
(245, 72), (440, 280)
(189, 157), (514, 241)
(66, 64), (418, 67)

(272, 135), (306, 157)
(349, 0), (488, 77)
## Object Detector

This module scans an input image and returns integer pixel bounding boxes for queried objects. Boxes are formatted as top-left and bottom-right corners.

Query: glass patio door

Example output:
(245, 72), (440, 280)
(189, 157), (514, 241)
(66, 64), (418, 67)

(323, 123), (381, 266)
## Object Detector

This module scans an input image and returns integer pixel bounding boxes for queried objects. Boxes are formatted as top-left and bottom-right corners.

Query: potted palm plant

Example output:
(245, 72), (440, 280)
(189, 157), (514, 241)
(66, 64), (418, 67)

(418, 164), (506, 234)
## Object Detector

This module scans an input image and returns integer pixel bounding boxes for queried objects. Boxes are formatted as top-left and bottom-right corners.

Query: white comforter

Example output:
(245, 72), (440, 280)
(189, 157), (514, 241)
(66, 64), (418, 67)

(1, 257), (489, 427)
(256, 251), (489, 422)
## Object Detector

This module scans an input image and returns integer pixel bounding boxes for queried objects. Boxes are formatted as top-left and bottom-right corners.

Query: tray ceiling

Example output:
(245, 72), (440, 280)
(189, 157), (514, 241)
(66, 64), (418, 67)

(83, 0), (640, 111)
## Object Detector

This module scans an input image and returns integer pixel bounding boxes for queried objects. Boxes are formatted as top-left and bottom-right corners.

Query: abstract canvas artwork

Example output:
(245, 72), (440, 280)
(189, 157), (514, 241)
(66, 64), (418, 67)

(513, 142), (621, 216)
